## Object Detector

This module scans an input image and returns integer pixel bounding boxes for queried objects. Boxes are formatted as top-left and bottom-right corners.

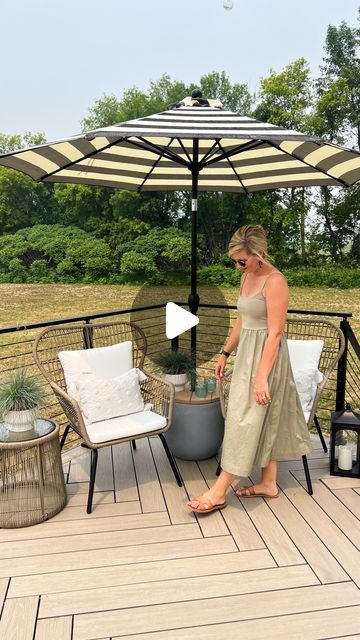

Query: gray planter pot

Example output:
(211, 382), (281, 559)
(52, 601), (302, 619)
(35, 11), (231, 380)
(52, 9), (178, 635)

(165, 398), (224, 460)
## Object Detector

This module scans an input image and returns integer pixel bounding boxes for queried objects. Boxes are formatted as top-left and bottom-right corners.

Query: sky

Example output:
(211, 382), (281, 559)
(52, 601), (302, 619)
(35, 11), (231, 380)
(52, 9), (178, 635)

(0, 0), (359, 142)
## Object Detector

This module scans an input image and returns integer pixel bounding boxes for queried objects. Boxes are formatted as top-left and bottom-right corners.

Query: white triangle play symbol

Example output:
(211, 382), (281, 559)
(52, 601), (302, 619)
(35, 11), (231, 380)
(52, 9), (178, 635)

(165, 302), (199, 339)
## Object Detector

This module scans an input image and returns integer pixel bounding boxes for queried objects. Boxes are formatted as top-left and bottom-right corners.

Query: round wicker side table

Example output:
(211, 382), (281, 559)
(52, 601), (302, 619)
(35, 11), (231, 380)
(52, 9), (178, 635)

(0, 419), (67, 528)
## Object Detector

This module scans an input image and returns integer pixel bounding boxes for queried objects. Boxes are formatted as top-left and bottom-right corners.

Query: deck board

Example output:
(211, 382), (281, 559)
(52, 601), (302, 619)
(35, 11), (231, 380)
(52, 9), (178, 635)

(8, 549), (274, 598)
(277, 471), (360, 587)
(333, 488), (360, 519)
(1, 436), (360, 639)
(198, 458), (266, 550)
(35, 616), (72, 640)
(0, 535), (235, 578)
(0, 596), (38, 640)
(132, 438), (167, 512)
(111, 607), (360, 640)
(112, 442), (139, 502)
(73, 583), (360, 640)
(39, 564), (318, 618)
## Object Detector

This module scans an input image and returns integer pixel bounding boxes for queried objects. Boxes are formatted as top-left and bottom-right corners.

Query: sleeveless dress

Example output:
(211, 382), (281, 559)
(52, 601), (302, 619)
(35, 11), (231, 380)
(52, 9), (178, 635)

(221, 273), (312, 477)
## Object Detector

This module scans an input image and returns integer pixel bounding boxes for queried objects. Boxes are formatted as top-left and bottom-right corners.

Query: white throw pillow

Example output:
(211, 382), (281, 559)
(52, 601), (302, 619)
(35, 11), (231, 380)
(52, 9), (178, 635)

(287, 339), (324, 413)
(59, 341), (133, 396)
(73, 368), (148, 424)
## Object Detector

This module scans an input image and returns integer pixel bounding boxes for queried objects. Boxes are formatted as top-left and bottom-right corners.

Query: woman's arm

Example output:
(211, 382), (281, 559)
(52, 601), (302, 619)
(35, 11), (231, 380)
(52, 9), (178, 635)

(253, 274), (288, 404)
(224, 313), (242, 354)
(215, 313), (242, 380)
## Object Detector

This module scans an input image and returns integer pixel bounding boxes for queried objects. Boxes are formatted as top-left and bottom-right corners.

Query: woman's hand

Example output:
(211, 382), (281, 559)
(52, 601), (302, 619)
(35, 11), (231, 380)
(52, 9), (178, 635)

(253, 376), (271, 405)
(215, 355), (228, 381)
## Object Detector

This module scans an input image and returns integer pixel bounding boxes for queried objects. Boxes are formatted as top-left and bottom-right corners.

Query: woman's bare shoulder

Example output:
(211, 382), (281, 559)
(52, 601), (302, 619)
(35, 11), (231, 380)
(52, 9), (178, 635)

(264, 270), (288, 292)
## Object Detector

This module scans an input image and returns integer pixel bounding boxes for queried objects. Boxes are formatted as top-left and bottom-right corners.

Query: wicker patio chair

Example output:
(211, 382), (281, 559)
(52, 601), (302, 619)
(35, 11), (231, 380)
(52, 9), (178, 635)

(33, 321), (182, 513)
(218, 318), (345, 495)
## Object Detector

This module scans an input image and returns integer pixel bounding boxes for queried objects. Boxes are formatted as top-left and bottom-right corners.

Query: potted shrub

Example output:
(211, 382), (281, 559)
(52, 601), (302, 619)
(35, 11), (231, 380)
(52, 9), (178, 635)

(152, 350), (195, 392)
(0, 369), (45, 432)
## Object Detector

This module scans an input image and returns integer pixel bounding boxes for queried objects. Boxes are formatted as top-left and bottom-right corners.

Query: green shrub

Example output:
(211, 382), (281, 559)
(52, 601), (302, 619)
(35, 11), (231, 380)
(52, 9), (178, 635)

(283, 266), (360, 288)
(198, 265), (240, 287)
(120, 251), (162, 284)
(197, 265), (359, 289)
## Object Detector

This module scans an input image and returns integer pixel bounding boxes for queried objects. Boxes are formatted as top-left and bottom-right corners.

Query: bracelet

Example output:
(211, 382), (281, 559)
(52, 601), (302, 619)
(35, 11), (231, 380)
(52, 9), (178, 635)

(220, 349), (231, 358)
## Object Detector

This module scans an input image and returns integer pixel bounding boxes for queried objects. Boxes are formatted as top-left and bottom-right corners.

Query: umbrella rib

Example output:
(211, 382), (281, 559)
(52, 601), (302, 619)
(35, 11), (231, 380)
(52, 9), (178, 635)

(268, 140), (349, 188)
(217, 141), (249, 194)
(136, 138), (176, 191)
(202, 140), (264, 167)
(177, 138), (192, 164)
(35, 137), (127, 182)
(130, 137), (190, 168)
(199, 140), (222, 166)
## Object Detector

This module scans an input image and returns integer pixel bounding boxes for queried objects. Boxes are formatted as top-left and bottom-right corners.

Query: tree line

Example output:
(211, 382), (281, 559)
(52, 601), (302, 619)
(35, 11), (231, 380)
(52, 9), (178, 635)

(0, 11), (359, 286)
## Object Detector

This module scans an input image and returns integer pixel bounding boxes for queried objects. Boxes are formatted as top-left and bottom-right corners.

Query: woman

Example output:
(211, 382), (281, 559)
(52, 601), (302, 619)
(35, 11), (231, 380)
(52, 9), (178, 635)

(187, 224), (312, 513)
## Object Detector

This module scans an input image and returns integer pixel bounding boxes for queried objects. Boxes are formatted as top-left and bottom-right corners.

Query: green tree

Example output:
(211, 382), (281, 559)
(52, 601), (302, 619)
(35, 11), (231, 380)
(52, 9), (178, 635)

(0, 132), (55, 234)
(253, 59), (314, 263)
(320, 12), (360, 149)
(309, 12), (360, 260)
(196, 71), (253, 114)
(53, 184), (112, 230)
(254, 58), (313, 131)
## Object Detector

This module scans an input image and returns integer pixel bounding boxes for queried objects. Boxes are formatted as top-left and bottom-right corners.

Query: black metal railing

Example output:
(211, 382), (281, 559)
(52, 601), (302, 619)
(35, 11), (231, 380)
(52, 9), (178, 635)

(0, 303), (358, 450)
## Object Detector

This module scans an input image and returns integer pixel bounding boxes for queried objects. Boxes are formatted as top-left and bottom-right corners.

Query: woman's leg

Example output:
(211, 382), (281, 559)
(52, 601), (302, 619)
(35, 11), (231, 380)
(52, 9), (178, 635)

(236, 460), (278, 497)
(187, 469), (237, 510)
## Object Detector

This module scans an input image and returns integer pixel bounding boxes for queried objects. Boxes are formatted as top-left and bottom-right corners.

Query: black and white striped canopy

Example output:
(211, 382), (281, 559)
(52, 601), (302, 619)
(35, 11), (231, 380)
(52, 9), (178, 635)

(1, 104), (360, 192)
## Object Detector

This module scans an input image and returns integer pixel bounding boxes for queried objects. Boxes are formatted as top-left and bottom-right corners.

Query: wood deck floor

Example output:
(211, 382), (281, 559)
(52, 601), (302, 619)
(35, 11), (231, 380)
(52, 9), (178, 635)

(1, 435), (360, 640)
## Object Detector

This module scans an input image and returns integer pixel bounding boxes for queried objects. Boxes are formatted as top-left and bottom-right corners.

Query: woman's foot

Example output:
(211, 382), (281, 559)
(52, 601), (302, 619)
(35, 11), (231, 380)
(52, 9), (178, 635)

(235, 484), (279, 498)
(187, 490), (227, 513)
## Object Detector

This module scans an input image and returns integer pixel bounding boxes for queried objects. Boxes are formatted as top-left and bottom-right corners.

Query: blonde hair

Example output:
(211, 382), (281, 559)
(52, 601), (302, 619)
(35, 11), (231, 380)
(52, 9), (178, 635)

(228, 224), (272, 264)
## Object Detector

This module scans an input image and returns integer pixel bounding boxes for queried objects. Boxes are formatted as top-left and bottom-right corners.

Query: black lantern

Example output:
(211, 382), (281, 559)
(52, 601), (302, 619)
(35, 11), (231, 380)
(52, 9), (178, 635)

(330, 404), (360, 477)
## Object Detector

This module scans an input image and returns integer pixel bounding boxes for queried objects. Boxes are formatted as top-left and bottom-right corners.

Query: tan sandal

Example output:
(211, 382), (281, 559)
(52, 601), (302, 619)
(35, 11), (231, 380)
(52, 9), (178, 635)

(187, 496), (227, 514)
(235, 485), (279, 499)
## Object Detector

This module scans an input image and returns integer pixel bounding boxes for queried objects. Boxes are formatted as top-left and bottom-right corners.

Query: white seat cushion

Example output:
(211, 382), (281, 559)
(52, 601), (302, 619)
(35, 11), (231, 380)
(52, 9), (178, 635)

(86, 410), (167, 444)
(59, 341), (133, 396)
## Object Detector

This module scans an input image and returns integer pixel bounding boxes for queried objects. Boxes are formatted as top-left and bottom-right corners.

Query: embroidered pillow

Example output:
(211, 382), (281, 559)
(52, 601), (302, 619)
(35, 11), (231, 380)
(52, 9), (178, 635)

(73, 368), (148, 424)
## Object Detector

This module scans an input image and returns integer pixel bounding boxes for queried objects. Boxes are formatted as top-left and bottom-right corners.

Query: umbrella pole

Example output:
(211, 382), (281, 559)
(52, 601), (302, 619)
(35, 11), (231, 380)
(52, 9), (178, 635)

(189, 139), (200, 379)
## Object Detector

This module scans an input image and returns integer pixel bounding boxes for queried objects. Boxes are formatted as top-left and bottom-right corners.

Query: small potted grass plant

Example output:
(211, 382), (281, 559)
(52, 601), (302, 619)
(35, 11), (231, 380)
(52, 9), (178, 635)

(0, 368), (45, 432)
(152, 350), (195, 392)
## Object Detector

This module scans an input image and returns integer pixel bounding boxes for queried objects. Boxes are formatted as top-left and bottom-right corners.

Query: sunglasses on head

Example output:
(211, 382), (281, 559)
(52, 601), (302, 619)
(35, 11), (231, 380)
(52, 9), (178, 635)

(233, 259), (248, 267)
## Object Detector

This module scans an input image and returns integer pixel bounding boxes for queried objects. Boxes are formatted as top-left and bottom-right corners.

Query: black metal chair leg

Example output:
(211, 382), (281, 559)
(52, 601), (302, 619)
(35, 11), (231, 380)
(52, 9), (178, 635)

(132, 439), (137, 450)
(314, 414), (328, 453)
(302, 455), (313, 495)
(60, 425), (70, 450)
(215, 463), (221, 476)
(87, 449), (98, 514)
(158, 434), (182, 487)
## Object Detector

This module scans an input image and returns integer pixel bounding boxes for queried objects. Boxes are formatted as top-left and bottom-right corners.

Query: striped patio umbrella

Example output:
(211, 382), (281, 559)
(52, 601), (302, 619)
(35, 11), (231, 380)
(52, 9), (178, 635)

(1, 93), (360, 352)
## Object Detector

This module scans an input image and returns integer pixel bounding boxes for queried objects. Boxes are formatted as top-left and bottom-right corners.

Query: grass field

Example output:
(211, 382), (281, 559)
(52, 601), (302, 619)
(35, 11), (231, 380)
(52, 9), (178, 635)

(0, 283), (359, 334)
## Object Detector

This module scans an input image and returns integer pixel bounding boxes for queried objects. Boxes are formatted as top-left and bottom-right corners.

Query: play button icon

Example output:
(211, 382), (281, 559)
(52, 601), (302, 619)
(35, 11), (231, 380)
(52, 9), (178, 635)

(165, 302), (199, 339)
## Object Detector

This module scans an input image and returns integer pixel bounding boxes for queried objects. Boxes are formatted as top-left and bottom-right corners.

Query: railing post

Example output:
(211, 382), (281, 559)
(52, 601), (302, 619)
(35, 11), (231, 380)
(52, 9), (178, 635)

(336, 317), (349, 411)
(83, 318), (93, 349)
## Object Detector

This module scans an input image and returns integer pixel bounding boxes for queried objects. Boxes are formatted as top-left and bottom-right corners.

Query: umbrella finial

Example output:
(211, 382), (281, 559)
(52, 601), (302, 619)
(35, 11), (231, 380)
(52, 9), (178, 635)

(168, 89), (223, 110)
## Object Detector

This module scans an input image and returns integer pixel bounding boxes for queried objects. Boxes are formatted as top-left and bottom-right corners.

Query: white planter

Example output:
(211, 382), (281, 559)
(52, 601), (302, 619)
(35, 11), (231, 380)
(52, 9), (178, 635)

(162, 373), (188, 392)
(4, 407), (38, 432)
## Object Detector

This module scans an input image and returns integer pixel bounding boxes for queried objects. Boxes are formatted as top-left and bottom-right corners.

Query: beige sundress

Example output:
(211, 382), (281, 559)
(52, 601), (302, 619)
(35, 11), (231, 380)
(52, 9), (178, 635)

(221, 273), (312, 477)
